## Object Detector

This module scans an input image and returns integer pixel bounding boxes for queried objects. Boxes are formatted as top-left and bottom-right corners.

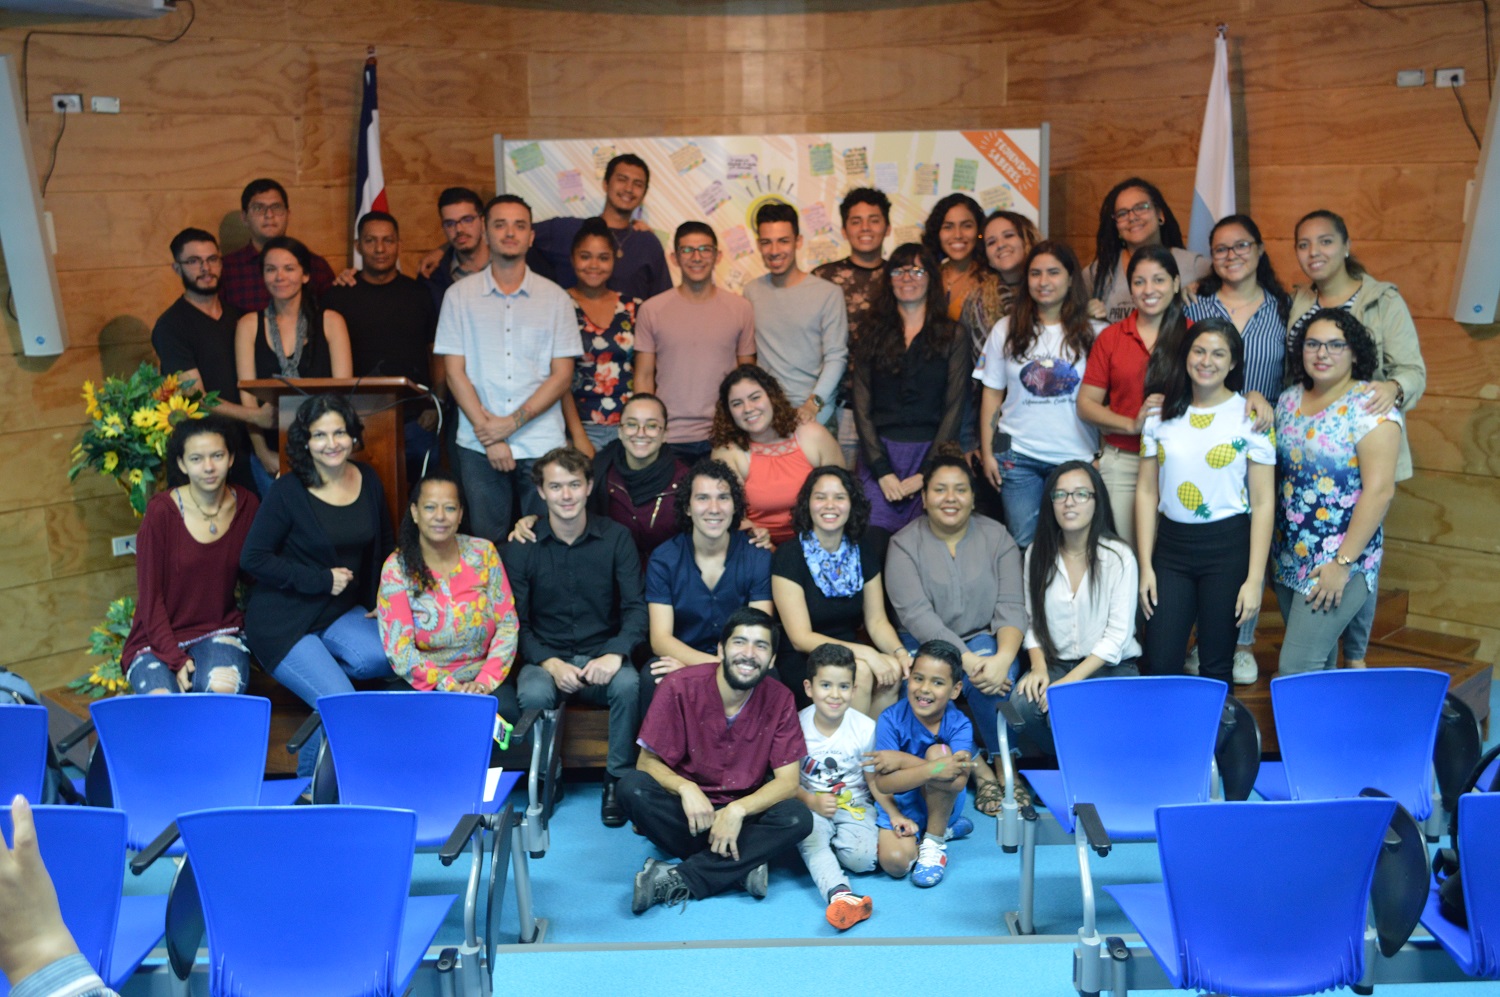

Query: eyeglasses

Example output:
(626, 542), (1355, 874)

(1049, 488), (1096, 504)
(441, 214), (480, 231)
(890, 267), (929, 280)
(1211, 239), (1257, 259)
(1112, 201), (1155, 222)
(1302, 339), (1349, 356)
(622, 419), (665, 435)
(247, 202), (287, 217)
(177, 255), (222, 269)
(676, 245), (717, 257)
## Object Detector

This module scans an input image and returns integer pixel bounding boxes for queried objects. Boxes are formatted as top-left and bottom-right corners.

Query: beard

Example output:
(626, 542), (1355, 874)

(179, 270), (219, 296)
(721, 654), (770, 692)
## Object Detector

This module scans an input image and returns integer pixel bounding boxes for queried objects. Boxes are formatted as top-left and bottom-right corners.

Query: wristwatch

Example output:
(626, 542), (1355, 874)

(809, 395), (826, 413)
(1334, 553), (1356, 567)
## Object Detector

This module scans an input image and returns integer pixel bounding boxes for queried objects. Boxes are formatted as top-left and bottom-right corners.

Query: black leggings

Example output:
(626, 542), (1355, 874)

(1143, 514), (1249, 684)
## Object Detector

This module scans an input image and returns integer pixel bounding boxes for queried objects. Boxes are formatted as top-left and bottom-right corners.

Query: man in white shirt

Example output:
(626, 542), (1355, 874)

(435, 194), (580, 543)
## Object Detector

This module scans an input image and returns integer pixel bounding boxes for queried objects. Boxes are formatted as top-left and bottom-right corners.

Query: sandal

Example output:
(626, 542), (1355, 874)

(974, 772), (1032, 815)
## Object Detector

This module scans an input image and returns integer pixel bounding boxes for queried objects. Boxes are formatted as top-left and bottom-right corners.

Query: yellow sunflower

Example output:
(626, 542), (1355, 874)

(154, 373), (181, 402)
(127, 468), (144, 485)
(102, 451), (119, 473)
(102, 413), (125, 438)
(132, 406), (167, 433)
(82, 380), (102, 420)
(156, 394), (201, 428)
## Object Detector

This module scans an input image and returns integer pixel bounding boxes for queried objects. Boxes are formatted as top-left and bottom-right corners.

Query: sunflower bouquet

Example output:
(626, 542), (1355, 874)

(69, 362), (217, 515)
(69, 596), (135, 697)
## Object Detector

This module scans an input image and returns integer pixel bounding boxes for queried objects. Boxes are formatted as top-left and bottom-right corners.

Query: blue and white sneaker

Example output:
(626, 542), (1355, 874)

(945, 815), (974, 841)
(911, 836), (948, 887)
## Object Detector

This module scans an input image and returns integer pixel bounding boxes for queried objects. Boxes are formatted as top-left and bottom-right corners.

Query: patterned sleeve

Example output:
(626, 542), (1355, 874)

(476, 541), (518, 692)
(1246, 410), (1278, 466)
(1354, 397), (1404, 444)
(1138, 413), (1161, 457)
(377, 552), (432, 690)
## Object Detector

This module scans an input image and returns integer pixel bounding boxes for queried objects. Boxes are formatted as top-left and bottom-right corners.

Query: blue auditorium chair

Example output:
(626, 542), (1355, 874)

(1422, 791), (1500, 979)
(0, 703), (47, 804)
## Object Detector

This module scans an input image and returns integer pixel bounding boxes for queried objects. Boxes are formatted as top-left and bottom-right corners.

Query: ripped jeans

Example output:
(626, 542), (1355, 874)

(126, 630), (251, 695)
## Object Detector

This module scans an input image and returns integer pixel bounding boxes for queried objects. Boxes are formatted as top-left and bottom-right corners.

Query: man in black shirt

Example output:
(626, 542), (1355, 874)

(323, 211), (444, 476)
(151, 227), (268, 493)
(502, 447), (645, 827)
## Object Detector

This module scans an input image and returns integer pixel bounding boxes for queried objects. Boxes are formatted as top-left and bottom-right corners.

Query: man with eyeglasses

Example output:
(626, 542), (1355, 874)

(219, 178), (336, 313)
(417, 186), (492, 311)
(151, 228), (266, 492)
(634, 222), (757, 461)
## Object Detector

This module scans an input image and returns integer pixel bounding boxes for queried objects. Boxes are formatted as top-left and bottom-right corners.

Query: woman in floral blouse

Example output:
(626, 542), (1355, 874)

(1272, 308), (1401, 675)
(378, 473), (518, 693)
(561, 217), (641, 455)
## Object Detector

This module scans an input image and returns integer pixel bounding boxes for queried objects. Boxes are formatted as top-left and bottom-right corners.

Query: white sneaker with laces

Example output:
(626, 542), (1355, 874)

(1232, 649), (1259, 685)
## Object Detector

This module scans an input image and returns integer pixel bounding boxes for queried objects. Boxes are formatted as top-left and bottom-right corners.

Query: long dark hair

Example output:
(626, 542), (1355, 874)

(1007, 241), (1094, 363)
(790, 465), (871, 542)
(397, 473), (462, 595)
(260, 234), (320, 322)
(285, 393), (364, 487)
(1159, 318), (1245, 422)
(710, 365), (799, 449)
(1091, 178), (1186, 302)
(164, 412), (238, 489)
(922, 193), (988, 270)
(1196, 214), (1291, 324)
(1290, 308), (1379, 389)
(1128, 245), (1191, 396)
(855, 242), (954, 375)
(672, 458), (746, 534)
(1028, 460), (1120, 665)
(1295, 209), (1368, 280)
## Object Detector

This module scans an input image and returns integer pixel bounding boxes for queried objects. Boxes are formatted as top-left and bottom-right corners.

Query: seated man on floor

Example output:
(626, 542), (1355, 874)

(503, 446), (645, 827)
(621, 607), (813, 914)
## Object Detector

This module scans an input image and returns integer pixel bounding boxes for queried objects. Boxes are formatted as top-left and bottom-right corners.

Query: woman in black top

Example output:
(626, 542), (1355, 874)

(850, 242), (969, 534)
(241, 394), (393, 776)
(771, 465), (908, 715)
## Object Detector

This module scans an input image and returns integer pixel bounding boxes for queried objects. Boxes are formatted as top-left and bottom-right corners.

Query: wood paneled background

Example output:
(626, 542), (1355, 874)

(1, 0), (1497, 690)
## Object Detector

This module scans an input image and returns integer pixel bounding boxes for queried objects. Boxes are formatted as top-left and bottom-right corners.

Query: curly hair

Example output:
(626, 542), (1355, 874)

(571, 216), (617, 256)
(672, 458), (746, 534)
(164, 412), (238, 489)
(1007, 241), (1094, 364)
(1159, 318), (1245, 422)
(922, 193), (987, 269)
(286, 394), (364, 488)
(1090, 177), (1186, 302)
(855, 243), (955, 376)
(789, 465), (871, 542)
(709, 365), (800, 449)
(396, 473), (463, 595)
(1290, 308), (1379, 388)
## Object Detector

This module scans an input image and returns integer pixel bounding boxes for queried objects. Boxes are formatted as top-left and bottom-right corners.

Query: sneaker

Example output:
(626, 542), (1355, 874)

(911, 836), (948, 887)
(1184, 645), (1200, 676)
(632, 858), (692, 915)
(825, 891), (873, 930)
(743, 862), (769, 899)
(945, 815), (974, 841)
(1231, 649), (1259, 685)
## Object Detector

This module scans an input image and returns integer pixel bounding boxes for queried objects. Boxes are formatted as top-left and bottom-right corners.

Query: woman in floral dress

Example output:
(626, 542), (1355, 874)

(562, 217), (641, 455)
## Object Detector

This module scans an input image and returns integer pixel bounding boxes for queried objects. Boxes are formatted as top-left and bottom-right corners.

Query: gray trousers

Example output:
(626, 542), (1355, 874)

(1275, 574), (1371, 676)
(797, 804), (878, 900)
(517, 655), (640, 780)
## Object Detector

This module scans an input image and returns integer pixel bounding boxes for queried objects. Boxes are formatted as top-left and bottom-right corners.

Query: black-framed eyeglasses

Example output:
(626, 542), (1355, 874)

(1210, 239), (1257, 259)
(1049, 488), (1096, 504)
(1303, 340), (1349, 356)
(676, 245), (717, 257)
(890, 267), (929, 280)
(1112, 202), (1154, 222)
(441, 214), (480, 230)
(177, 255), (222, 269)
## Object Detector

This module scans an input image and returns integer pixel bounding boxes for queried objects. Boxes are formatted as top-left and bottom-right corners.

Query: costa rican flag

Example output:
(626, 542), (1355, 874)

(1188, 27), (1235, 258)
(353, 48), (388, 269)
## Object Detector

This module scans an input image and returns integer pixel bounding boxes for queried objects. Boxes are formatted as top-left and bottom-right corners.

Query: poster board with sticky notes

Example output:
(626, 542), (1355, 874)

(497, 127), (1048, 295)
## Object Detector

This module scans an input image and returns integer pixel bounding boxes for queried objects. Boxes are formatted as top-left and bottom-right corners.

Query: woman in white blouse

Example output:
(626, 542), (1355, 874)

(1009, 461), (1141, 756)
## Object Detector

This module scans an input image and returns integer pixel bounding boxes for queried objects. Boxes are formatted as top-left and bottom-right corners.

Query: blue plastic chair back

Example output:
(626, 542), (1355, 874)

(1271, 668), (1447, 819)
(0, 704), (47, 804)
(1457, 792), (1500, 975)
(318, 691), (496, 844)
(1050, 676), (1226, 838)
(0, 806), (126, 990)
(176, 805), (418, 997)
(1157, 798), (1394, 995)
(91, 695), (272, 849)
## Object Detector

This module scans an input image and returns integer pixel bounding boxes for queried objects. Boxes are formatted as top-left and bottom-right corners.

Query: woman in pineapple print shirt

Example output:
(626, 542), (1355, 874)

(1136, 318), (1275, 684)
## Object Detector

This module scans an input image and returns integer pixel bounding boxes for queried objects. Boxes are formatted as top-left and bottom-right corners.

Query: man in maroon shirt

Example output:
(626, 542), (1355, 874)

(219, 178), (336, 314)
(621, 606), (812, 913)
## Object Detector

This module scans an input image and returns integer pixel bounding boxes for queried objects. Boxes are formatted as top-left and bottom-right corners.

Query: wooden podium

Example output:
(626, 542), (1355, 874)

(239, 377), (426, 531)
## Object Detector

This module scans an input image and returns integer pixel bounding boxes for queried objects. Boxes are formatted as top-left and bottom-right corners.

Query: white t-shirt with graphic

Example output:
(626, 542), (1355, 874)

(1140, 393), (1276, 525)
(798, 705), (875, 807)
(973, 317), (1101, 464)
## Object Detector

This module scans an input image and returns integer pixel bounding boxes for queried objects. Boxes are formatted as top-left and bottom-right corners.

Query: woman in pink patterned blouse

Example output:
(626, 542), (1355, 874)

(377, 474), (518, 693)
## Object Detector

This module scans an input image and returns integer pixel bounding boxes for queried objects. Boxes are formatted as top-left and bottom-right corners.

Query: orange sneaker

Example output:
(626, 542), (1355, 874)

(825, 891), (873, 930)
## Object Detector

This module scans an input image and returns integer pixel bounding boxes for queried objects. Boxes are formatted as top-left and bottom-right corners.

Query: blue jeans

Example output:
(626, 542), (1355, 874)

(126, 631), (251, 695)
(454, 446), (541, 546)
(273, 607), (392, 776)
(996, 447), (1056, 548)
(899, 631), (1017, 759)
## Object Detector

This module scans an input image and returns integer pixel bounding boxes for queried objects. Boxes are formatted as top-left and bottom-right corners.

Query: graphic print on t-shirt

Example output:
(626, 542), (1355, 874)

(1018, 356), (1082, 399)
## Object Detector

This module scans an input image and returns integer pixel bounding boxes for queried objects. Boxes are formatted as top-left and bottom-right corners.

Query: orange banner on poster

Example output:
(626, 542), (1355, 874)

(961, 130), (1040, 209)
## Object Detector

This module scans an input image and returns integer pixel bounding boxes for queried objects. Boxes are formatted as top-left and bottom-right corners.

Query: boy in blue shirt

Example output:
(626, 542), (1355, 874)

(868, 639), (976, 887)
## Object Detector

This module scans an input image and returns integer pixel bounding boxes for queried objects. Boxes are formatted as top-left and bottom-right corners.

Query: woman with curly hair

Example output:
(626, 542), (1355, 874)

(241, 393), (394, 776)
(959, 212), (1040, 453)
(772, 465), (910, 714)
(922, 193), (990, 322)
(1272, 309), (1402, 675)
(643, 459), (773, 707)
(560, 217), (641, 455)
(377, 473), (518, 695)
(850, 242), (969, 532)
(711, 364), (843, 545)
(1081, 177), (1209, 325)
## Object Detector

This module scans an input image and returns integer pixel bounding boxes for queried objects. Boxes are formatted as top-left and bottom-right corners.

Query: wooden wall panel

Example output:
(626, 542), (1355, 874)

(1384, 540), (1500, 631)
(0, 565), (135, 667)
(45, 495), (143, 580)
(0, 341), (152, 435)
(0, 427), (122, 514)
(1387, 471), (1500, 554)
(1407, 399), (1500, 476)
(0, 507), (52, 590)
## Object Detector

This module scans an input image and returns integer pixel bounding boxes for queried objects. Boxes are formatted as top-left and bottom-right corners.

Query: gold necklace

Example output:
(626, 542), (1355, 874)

(181, 486), (227, 535)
